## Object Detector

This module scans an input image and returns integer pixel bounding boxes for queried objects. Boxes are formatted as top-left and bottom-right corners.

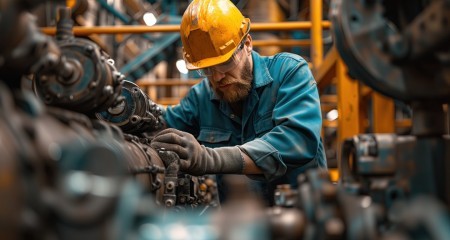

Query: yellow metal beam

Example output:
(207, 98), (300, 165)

(360, 84), (373, 99)
(321, 94), (338, 103)
(323, 120), (338, 128)
(66, 0), (76, 8)
(40, 21), (331, 36)
(252, 39), (311, 47)
(337, 59), (362, 175)
(372, 92), (395, 133)
(315, 45), (338, 91)
(337, 69), (363, 136)
(321, 94), (338, 113)
(310, 0), (324, 70)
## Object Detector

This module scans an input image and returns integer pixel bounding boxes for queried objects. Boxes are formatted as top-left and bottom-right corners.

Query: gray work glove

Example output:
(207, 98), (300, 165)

(150, 128), (244, 176)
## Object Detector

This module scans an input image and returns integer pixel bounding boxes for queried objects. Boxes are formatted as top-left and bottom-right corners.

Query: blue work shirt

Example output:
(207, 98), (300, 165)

(163, 51), (327, 205)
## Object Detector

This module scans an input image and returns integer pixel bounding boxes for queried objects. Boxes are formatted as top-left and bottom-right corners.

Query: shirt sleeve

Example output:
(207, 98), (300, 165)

(162, 84), (201, 136)
(240, 56), (324, 181)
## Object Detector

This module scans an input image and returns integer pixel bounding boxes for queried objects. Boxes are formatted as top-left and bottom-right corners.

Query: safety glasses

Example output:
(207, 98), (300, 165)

(197, 40), (246, 77)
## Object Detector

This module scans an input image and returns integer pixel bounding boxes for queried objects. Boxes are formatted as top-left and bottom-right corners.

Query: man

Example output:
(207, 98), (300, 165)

(150, 0), (327, 205)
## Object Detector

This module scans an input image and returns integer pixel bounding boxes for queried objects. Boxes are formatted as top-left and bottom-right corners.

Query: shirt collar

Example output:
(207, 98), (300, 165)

(251, 51), (274, 88)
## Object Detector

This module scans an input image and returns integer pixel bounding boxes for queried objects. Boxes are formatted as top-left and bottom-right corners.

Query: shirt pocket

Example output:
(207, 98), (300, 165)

(254, 111), (274, 136)
(197, 128), (232, 148)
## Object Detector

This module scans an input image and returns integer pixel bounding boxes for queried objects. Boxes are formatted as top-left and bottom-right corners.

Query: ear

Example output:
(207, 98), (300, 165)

(245, 34), (253, 53)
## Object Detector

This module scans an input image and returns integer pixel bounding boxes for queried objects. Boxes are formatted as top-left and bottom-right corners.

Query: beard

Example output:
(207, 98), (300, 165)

(213, 59), (253, 103)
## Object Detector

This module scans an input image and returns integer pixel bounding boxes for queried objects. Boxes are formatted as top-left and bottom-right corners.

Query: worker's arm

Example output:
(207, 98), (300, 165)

(150, 128), (262, 176)
(241, 150), (263, 174)
(237, 53), (327, 181)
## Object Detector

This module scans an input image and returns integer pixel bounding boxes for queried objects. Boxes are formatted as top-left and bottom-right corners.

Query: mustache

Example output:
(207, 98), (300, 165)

(218, 77), (246, 86)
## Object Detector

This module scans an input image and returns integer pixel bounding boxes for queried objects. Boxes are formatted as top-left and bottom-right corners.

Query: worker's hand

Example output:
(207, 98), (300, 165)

(150, 128), (244, 176)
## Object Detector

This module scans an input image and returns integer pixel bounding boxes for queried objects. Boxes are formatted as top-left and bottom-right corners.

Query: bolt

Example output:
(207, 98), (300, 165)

(154, 179), (161, 188)
(166, 181), (175, 190)
(130, 115), (141, 124)
(103, 85), (113, 95)
(85, 45), (94, 53)
(179, 179), (185, 186)
(89, 81), (97, 89)
(165, 199), (174, 207)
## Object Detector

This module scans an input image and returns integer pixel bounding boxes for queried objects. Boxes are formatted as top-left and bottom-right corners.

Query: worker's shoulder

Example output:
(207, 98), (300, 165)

(269, 52), (308, 64)
(261, 52), (309, 74)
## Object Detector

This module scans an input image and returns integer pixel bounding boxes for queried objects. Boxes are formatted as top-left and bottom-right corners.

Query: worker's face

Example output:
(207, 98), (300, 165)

(206, 39), (253, 103)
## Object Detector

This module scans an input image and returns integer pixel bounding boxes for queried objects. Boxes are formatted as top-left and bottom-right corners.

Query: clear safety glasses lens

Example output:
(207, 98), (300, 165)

(197, 68), (214, 77)
(196, 41), (245, 77)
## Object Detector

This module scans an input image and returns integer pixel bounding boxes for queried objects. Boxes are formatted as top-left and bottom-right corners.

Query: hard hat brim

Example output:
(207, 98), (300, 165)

(185, 18), (251, 70)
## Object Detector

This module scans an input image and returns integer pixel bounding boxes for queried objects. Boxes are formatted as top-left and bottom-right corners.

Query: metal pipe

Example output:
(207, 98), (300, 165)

(252, 39), (311, 47)
(310, 0), (324, 71)
(41, 21), (331, 36)
(137, 79), (200, 87)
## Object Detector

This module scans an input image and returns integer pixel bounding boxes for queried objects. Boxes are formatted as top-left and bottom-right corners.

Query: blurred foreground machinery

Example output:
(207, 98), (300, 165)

(330, 0), (450, 208)
(0, 1), (218, 239)
(265, 1), (450, 240)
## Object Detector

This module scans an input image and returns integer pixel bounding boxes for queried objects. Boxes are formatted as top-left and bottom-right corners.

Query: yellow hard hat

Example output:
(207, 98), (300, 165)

(180, 0), (251, 70)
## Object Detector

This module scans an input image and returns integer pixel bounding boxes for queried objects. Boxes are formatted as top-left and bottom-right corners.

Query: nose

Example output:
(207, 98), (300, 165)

(212, 70), (226, 81)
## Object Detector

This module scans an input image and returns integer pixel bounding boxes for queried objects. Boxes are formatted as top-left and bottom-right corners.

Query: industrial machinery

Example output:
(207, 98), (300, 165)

(1, 0), (450, 239)
(327, 0), (450, 237)
(330, 0), (450, 207)
(266, 0), (450, 239)
(237, 0), (450, 239)
(0, 1), (218, 239)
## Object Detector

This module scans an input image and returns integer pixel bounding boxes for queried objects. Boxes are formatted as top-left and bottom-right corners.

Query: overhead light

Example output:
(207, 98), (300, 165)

(326, 109), (338, 121)
(176, 59), (189, 74)
(143, 12), (157, 26)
